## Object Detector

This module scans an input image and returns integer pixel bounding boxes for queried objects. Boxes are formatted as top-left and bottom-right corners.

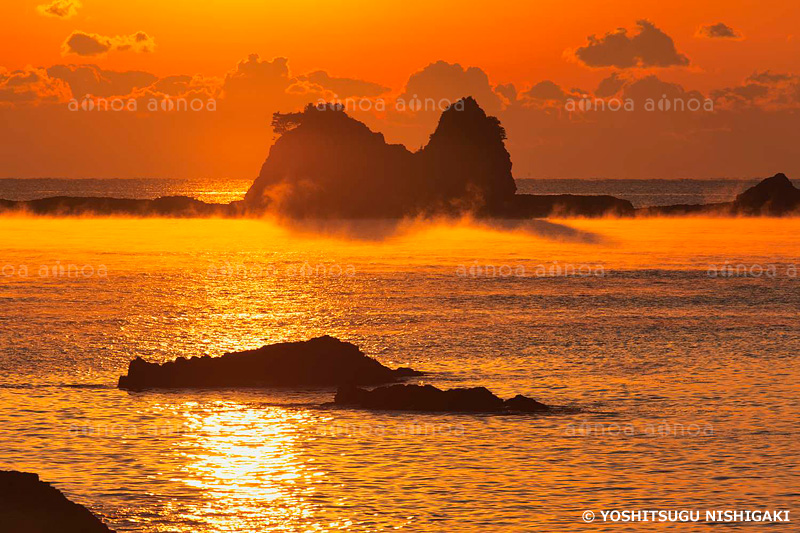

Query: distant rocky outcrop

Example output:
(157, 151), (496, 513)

(244, 97), (517, 217)
(635, 202), (732, 216)
(732, 173), (800, 215)
(498, 194), (635, 217)
(638, 173), (800, 216)
(0, 96), (795, 220)
(118, 335), (421, 390)
(0, 195), (229, 217)
(0, 470), (115, 533)
(333, 383), (550, 413)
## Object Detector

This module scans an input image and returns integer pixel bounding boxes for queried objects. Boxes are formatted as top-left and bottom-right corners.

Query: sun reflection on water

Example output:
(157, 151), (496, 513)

(1, 216), (799, 531)
(171, 402), (322, 532)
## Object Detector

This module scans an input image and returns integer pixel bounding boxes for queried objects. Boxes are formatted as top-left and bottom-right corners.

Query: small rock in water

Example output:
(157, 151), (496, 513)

(334, 383), (550, 413)
(118, 335), (422, 390)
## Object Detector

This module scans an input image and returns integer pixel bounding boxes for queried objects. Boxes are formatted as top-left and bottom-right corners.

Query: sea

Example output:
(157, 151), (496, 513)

(1, 177), (798, 207)
(0, 178), (798, 531)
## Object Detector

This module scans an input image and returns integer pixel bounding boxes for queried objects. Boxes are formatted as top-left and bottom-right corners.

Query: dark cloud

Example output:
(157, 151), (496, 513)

(713, 71), (800, 109)
(747, 70), (792, 84)
(37, 0), (80, 18)
(523, 80), (566, 101)
(294, 71), (389, 98)
(574, 20), (690, 68)
(494, 83), (517, 105)
(712, 83), (769, 104)
(62, 31), (155, 56)
(696, 23), (742, 40)
(595, 72), (627, 97)
(621, 75), (705, 103)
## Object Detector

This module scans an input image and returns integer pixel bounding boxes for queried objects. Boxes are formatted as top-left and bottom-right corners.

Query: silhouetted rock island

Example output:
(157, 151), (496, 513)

(0, 470), (115, 532)
(118, 335), (421, 390)
(244, 98), (519, 217)
(333, 383), (550, 413)
(244, 98), (633, 218)
(0, 98), (796, 217)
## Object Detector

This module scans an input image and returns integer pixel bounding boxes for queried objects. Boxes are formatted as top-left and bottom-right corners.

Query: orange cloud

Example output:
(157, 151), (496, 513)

(0, 66), (72, 106)
(712, 71), (800, 110)
(62, 31), (155, 56)
(398, 61), (503, 114)
(522, 80), (568, 102)
(293, 71), (389, 98)
(47, 64), (157, 97)
(37, 0), (81, 19)
(1, 55), (800, 180)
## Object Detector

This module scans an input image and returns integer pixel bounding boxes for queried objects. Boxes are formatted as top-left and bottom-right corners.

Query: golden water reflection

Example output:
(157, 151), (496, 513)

(171, 402), (324, 532)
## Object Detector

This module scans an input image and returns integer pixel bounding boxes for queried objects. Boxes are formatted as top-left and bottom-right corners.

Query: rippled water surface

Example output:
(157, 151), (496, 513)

(1, 216), (798, 531)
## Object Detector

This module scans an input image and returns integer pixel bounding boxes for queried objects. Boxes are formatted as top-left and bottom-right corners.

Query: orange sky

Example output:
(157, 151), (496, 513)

(2, 0), (800, 179)
(4, 0), (799, 92)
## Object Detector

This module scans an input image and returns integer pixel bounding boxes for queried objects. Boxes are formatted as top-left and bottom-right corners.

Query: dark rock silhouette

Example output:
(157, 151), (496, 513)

(242, 97), (632, 218)
(637, 173), (800, 216)
(118, 335), (421, 390)
(0, 94), (794, 220)
(0, 195), (229, 217)
(0, 470), (115, 532)
(244, 98), (517, 217)
(333, 383), (550, 413)
(503, 394), (551, 412)
(500, 194), (634, 217)
(732, 173), (800, 215)
(417, 98), (516, 210)
(636, 202), (733, 216)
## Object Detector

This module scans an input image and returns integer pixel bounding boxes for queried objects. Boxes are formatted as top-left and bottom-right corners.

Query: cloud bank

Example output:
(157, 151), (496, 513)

(1, 52), (799, 180)
(573, 20), (690, 68)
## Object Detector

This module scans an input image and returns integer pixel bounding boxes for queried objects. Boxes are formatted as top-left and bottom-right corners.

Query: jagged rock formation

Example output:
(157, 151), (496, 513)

(118, 335), (421, 390)
(416, 98), (516, 210)
(333, 383), (550, 413)
(0, 470), (115, 533)
(244, 97), (517, 217)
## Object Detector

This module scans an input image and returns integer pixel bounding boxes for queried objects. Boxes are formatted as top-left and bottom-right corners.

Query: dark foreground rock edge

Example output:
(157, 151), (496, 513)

(0, 470), (115, 533)
(331, 384), (551, 414)
(118, 335), (422, 390)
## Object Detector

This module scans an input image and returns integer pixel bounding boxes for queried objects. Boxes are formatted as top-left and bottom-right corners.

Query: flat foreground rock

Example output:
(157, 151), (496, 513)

(334, 384), (550, 413)
(0, 470), (114, 533)
(118, 335), (421, 390)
